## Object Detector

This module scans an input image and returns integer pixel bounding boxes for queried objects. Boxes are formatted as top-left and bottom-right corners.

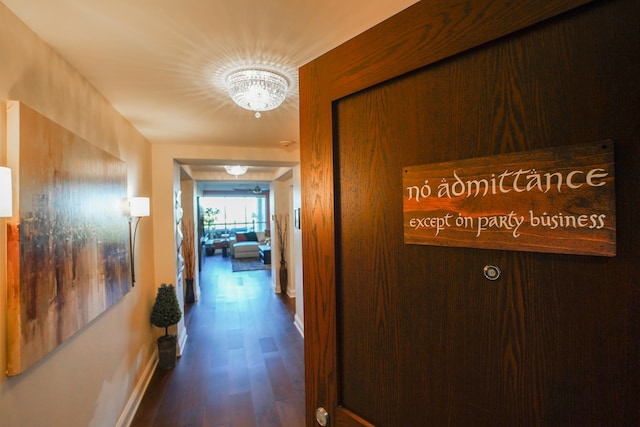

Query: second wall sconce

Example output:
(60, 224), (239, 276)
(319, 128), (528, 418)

(0, 166), (13, 218)
(128, 196), (150, 286)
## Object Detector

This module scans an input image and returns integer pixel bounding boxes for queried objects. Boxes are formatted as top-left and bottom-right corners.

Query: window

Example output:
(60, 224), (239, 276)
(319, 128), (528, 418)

(200, 196), (268, 235)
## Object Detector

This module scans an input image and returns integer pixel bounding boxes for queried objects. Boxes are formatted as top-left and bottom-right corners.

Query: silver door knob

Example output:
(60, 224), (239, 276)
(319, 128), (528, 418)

(315, 407), (329, 426)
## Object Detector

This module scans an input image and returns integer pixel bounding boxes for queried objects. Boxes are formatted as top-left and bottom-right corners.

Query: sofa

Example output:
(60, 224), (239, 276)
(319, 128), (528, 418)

(230, 231), (266, 259)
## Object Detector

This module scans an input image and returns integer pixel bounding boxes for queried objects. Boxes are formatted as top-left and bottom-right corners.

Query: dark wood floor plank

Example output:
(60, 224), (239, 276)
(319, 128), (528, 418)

(264, 353), (298, 401)
(229, 391), (257, 427)
(204, 370), (231, 425)
(276, 398), (306, 427)
(248, 364), (280, 427)
(259, 337), (278, 354)
(131, 253), (305, 426)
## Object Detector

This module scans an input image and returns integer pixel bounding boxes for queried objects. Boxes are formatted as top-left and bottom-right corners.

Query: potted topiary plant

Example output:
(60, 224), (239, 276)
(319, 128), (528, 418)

(150, 283), (182, 369)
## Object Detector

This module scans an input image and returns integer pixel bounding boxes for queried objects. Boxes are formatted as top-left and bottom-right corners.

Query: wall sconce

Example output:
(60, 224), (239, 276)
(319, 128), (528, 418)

(0, 166), (12, 218)
(129, 197), (150, 286)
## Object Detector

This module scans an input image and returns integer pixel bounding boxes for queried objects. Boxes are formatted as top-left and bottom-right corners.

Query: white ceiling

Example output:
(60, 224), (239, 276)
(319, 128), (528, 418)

(2, 0), (418, 188)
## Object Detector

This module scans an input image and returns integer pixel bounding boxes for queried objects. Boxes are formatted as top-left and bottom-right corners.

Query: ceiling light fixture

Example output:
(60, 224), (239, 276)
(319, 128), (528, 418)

(224, 165), (248, 177)
(226, 68), (289, 118)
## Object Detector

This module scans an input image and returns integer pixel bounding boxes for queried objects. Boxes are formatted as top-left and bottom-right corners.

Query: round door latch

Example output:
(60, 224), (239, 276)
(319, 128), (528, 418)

(483, 265), (501, 281)
(315, 407), (329, 426)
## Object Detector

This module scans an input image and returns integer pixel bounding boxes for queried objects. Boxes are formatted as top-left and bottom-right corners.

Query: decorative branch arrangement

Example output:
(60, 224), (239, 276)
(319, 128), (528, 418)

(181, 219), (195, 281)
(274, 214), (289, 263)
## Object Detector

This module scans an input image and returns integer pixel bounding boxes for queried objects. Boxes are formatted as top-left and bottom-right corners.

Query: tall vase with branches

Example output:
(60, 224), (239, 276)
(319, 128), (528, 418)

(274, 214), (289, 295)
(181, 219), (196, 303)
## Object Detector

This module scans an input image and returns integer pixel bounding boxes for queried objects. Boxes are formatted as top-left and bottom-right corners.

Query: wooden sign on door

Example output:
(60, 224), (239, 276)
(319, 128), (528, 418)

(403, 141), (616, 256)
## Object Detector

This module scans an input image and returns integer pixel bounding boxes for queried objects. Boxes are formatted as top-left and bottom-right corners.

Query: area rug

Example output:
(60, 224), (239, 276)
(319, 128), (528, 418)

(231, 257), (271, 272)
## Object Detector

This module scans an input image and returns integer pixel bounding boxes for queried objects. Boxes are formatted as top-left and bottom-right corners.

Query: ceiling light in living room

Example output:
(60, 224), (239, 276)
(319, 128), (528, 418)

(224, 165), (248, 177)
(226, 68), (289, 118)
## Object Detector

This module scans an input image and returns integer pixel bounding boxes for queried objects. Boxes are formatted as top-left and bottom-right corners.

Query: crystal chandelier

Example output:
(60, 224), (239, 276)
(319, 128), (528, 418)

(226, 69), (289, 118)
(224, 165), (248, 177)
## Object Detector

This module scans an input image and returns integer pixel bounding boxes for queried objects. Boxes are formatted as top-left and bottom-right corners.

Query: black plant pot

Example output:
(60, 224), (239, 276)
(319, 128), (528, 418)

(185, 278), (195, 304)
(279, 261), (288, 295)
(157, 334), (178, 370)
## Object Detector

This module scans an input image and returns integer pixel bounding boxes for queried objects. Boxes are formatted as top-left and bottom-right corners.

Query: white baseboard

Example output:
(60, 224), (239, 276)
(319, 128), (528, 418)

(178, 330), (188, 356)
(294, 313), (304, 338)
(116, 349), (158, 427)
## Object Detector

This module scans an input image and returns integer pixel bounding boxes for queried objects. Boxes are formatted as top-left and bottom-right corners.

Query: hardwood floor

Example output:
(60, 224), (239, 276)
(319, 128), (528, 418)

(131, 253), (305, 427)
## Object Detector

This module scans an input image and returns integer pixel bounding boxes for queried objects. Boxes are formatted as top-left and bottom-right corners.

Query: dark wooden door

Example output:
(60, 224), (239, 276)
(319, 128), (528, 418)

(300, 1), (640, 426)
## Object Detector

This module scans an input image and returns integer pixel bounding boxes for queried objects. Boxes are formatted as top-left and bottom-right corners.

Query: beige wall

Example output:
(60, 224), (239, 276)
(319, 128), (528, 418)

(0, 3), (155, 426)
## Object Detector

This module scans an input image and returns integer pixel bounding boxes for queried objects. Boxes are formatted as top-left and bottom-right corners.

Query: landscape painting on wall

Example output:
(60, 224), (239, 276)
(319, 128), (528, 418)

(5, 101), (130, 375)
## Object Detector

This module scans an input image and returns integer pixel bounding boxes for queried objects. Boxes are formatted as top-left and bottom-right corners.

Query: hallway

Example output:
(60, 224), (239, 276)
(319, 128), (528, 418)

(131, 254), (305, 426)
